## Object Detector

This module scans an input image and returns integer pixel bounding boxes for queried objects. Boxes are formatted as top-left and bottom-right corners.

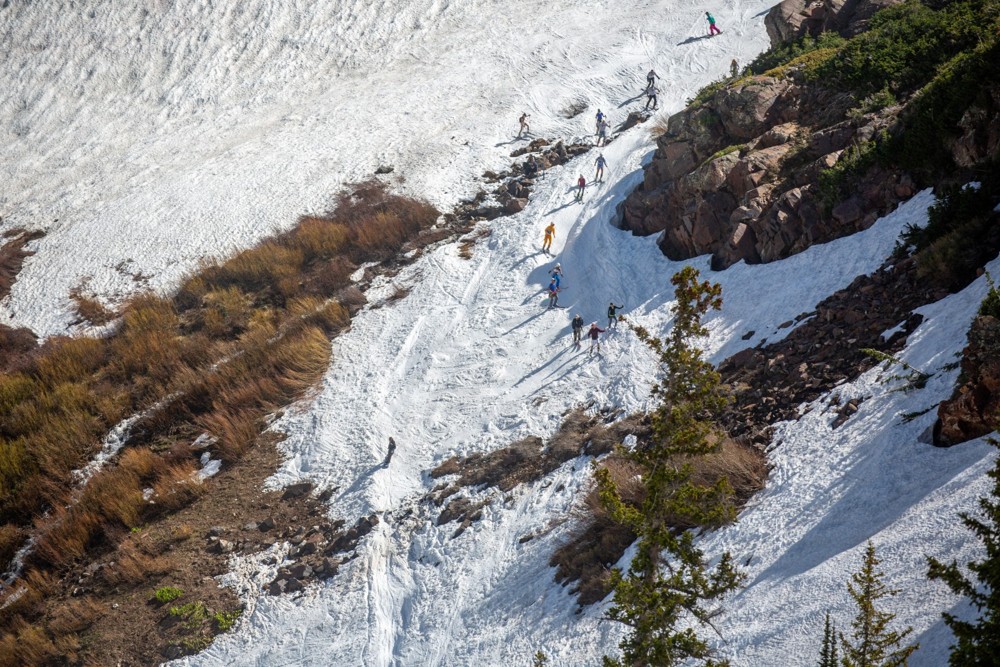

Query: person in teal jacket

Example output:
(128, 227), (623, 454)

(706, 12), (721, 35)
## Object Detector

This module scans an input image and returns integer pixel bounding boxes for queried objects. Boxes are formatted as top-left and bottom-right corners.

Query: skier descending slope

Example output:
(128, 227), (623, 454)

(547, 279), (561, 309)
(595, 154), (608, 182)
(549, 263), (563, 288)
(542, 222), (555, 254)
(646, 68), (659, 91)
(518, 112), (531, 138)
(607, 302), (623, 329)
(644, 84), (658, 110)
(571, 313), (584, 346)
(587, 321), (606, 353)
(575, 175), (586, 201)
(706, 11), (721, 35)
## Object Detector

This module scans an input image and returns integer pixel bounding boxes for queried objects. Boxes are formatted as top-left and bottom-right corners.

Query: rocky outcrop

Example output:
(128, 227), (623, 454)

(935, 315), (1000, 446)
(765, 0), (903, 47)
(950, 83), (1000, 169)
(719, 255), (945, 444)
(620, 69), (911, 269)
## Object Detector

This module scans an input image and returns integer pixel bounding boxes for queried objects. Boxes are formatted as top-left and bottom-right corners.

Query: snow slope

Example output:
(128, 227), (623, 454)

(2, 0), (766, 337)
(3, 1), (997, 665)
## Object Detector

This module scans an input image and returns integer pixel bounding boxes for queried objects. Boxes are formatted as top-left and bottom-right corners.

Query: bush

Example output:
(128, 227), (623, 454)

(814, 0), (991, 98)
(980, 273), (1000, 318)
(748, 31), (847, 77)
(153, 586), (184, 604)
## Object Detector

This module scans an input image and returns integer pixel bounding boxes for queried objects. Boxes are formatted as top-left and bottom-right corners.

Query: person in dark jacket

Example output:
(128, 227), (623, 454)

(607, 302), (623, 329)
(571, 313), (584, 345)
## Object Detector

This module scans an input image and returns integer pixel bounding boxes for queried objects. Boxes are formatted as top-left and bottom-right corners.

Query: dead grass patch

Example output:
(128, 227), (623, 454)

(47, 598), (104, 636)
(458, 227), (491, 260)
(0, 230), (44, 304)
(0, 182), (440, 659)
(69, 287), (115, 326)
(101, 540), (173, 587)
(551, 437), (767, 605)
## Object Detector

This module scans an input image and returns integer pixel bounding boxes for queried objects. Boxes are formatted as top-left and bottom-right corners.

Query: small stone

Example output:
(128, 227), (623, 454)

(285, 578), (304, 593)
(258, 517), (276, 532)
(290, 563), (313, 579)
(207, 526), (225, 538)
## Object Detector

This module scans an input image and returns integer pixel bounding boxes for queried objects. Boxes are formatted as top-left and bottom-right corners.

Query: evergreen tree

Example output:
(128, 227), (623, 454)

(927, 438), (1000, 665)
(598, 266), (743, 667)
(819, 611), (839, 667)
(532, 651), (549, 667)
(840, 542), (918, 667)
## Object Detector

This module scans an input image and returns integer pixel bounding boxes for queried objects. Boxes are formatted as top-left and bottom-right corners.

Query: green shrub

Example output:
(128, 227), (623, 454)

(152, 586), (184, 604)
(978, 273), (1000, 318)
(212, 609), (242, 632)
(748, 32), (847, 76)
(814, 0), (991, 98)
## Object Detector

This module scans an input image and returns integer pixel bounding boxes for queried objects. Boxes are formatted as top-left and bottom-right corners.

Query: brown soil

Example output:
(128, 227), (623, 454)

(0, 230), (44, 372)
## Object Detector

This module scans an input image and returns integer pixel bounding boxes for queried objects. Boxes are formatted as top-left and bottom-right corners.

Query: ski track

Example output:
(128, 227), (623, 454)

(3, 1), (998, 665)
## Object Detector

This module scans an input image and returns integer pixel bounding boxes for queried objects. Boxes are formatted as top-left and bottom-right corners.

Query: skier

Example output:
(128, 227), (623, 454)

(547, 279), (560, 309)
(730, 58), (739, 78)
(542, 222), (556, 253)
(646, 69), (659, 91)
(706, 12), (721, 36)
(644, 84), (658, 111)
(383, 437), (397, 467)
(595, 153), (608, 181)
(595, 108), (605, 134)
(518, 112), (531, 138)
(596, 119), (609, 146)
(607, 302), (623, 329)
(575, 175), (586, 202)
(587, 322), (606, 353)
(549, 263), (563, 288)
(571, 313), (584, 345)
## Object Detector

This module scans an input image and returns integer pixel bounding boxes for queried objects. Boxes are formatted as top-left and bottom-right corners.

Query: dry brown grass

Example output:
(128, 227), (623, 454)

(552, 437), (767, 606)
(69, 288), (115, 326)
(0, 182), (436, 655)
(150, 460), (204, 512)
(47, 598), (104, 636)
(289, 217), (351, 262)
(199, 287), (252, 339)
(0, 619), (59, 667)
(458, 227), (492, 260)
(0, 523), (24, 570)
(101, 540), (173, 587)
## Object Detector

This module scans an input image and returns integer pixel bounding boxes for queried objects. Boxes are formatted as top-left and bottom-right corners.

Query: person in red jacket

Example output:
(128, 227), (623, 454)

(575, 175), (586, 202)
(587, 322), (606, 353)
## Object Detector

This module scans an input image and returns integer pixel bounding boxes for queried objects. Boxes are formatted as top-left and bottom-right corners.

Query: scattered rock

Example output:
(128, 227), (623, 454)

(374, 165), (394, 175)
(281, 482), (314, 501)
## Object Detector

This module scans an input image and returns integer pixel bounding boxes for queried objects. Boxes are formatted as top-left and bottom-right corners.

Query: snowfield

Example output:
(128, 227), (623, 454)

(2, 1), (997, 666)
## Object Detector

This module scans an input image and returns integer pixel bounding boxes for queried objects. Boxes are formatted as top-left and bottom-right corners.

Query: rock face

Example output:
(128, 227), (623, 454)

(765, 0), (903, 47)
(620, 69), (910, 269)
(935, 315), (1000, 446)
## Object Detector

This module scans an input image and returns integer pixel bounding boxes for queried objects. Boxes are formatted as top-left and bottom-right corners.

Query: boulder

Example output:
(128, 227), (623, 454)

(936, 316), (1000, 445)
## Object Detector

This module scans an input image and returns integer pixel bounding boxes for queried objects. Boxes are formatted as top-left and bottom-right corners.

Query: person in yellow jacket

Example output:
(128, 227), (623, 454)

(542, 222), (556, 254)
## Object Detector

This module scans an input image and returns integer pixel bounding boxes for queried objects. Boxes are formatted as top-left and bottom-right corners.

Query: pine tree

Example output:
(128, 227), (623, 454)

(840, 542), (918, 667)
(819, 611), (838, 667)
(532, 651), (549, 667)
(598, 266), (743, 667)
(927, 438), (1000, 665)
